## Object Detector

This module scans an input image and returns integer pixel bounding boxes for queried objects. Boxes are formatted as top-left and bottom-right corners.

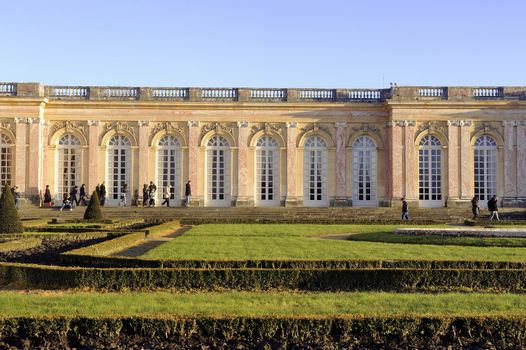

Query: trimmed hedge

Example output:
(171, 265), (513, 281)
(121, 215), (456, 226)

(0, 231), (127, 242)
(57, 254), (526, 270)
(84, 190), (103, 220)
(181, 218), (444, 225)
(0, 316), (525, 349)
(0, 238), (42, 253)
(1, 263), (525, 291)
(0, 184), (24, 234)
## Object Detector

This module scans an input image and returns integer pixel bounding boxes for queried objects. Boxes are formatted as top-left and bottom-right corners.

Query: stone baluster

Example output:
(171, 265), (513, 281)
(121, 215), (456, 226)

(187, 121), (200, 205)
(285, 122), (298, 206)
(138, 121), (150, 192)
(236, 121), (250, 206)
(334, 122), (348, 206)
(87, 120), (100, 192)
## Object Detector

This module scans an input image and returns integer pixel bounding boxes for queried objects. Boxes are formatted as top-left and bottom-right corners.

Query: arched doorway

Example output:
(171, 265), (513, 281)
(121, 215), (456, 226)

(303, 136), (328, 207)
(474, 135), (497, 207)
(106, 135), (131, 205)
(418, 135), (442, 207)
(255, 136), (280, 206)
(206, 136), (230, 206)
(352, 136), (377, 206)
(56, 134), (82, 199)
(157, 135), (181, 205)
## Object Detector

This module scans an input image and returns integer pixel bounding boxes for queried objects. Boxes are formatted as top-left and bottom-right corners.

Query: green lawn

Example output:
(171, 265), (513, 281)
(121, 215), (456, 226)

(1, 291), (525, 317)
(141, 224), (526, 261)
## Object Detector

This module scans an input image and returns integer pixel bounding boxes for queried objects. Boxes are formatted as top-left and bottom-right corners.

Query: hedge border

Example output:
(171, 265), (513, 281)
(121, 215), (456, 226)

(0, 238), (42, 253)
(0, 316), (525, 349)
(1, 262), (525, 291)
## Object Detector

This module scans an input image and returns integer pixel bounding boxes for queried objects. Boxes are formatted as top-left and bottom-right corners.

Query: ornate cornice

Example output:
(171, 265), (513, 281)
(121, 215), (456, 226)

(384, 120), (416, 127)
(447, 120), (472, 127)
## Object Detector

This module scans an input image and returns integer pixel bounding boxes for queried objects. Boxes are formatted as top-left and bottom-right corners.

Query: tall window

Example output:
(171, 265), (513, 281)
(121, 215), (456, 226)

(0, 133), (13, 189)
(256, 136), (280, 206)
(352, 136), (377, 206)
(474, 135), (497, 205)
(107, 135), (131, 204)
(206, 136), (230, 206)
(303, 136), (328, 206)
(157, 135), (181, 204)
(56, 134), (81, 198)
(418, 135), (442, 207)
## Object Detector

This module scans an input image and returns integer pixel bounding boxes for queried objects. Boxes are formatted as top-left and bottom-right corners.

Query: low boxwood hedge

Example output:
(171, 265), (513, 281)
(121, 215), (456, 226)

(0, 238), (42, 253)
(1, 263), (525, 292)
(0, 316), (525, 349)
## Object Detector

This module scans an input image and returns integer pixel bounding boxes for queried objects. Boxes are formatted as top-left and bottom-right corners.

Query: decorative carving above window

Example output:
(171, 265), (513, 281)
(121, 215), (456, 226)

(50, 121), (85, 136)
(472, 122), (502, 138)
(250, 122), (283, 136)
(200, 122), (235, 140)
(415, 121), (447, 141)
(104, 121), (135, 136)
(152, 122), (185, 136)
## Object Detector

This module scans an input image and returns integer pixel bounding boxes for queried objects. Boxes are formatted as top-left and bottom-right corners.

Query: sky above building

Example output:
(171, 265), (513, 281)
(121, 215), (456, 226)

(1, 0), (524, 88)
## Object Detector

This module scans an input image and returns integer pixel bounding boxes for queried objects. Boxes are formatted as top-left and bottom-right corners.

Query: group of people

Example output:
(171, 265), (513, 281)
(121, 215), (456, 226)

(54, 184), (89, 211)
(471, 195), (500, 221)
(138, 180), (191, 207)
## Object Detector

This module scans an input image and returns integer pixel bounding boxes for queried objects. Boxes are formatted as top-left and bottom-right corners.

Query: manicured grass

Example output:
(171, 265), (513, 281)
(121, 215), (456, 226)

(141, 224), (526, 261)
(0, 291), (525, 317)
(348, 232), (526, 247)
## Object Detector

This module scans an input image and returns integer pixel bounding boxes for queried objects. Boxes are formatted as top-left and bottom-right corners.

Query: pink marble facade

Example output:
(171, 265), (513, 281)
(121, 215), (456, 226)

(335, 122), (347, 201)
(404, 122), (417, 201)
(517, 123), (526, 198)
(187, 121), (199, 198)
(236, 121), (249, 204)
(447, 122), (460, 199)
(138, 122), (150, 189)
(27, 120), (43, 196)
(14, 120), (27, 193)
(459, 122), (472, 199)
(503, 121), (517, 199)
(388, 122), (404, 200)
(87, 121), (99, 192)
(285, 122), (297, 204)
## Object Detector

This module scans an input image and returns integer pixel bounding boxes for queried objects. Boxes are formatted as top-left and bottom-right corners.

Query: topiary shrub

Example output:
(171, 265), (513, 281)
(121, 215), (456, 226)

(84, 190), (104, 220)
(0, 184), (24, 233)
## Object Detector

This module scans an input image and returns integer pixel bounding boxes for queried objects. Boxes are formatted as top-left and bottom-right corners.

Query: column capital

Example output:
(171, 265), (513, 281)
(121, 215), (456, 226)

(502, 120), (519, 127)
(237, 121), (249, 128)
(286, 121), (298, 128)
(187, 121), (199, 127)
(384, 120), (415, 127)
(447, 120), (472, 127)
(138, 120), (150, 127)
(334, 121), (348, 129)
(87, 120), (100, 126)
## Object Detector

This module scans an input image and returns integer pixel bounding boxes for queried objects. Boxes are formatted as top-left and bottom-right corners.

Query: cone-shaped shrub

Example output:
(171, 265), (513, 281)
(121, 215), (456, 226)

(84, 190), (104, 220)
(0, 184), (24, 233)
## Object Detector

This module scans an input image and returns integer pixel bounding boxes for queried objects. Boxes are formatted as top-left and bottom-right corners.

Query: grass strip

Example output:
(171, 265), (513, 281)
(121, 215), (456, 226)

(0, 291), (525, 317)
(0, 238), (42, 253)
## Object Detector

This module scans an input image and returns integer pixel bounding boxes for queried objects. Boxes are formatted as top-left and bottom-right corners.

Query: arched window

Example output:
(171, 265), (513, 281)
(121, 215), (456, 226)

(352, 136), (377, 206)
(474, 135), (497, 205)
(157, 135), (181, 204)
(107, 135), (131, 204)
(418, 135), (442, 207)
(303, 136), (328, 206)
(0, 133), (13, 189)
(56, 134), (81, 198)
(206, 136), (230, 206)
(255, 136), (280, 206)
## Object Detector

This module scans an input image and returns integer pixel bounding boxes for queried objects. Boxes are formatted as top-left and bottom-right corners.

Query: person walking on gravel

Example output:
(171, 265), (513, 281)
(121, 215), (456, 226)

(401, 197), (409, 220)
(471, 195), (480, 219)
(488, 195), (500, 221)
(184, 180), (192, 207)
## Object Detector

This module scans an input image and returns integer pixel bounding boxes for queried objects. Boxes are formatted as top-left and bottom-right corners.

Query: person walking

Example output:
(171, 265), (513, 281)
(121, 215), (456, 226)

(184, 180), (192, 207)
(79, 184), (87, 206)
(59, 193), (73, 211)
(471, 195), (480, 220)
(142, 184), (149, 207)
(99, 182), (106, 206)
(488, 195), (500, 221)
(70, 186), (79, 207)
(43, 185), (52, 207)
(401, 197), (409, 220)
(119, 183), (128, 206)
(11, 186), (20, 210)
(148, 181), (157, 207)
(161, 186), (171, 207)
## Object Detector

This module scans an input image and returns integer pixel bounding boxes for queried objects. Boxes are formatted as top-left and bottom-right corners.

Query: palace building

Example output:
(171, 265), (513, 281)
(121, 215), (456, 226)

(0, 82), (525, 208)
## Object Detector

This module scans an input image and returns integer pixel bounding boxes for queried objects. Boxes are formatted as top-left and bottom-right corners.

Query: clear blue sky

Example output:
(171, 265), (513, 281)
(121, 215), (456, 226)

(1, 0), (524, 88)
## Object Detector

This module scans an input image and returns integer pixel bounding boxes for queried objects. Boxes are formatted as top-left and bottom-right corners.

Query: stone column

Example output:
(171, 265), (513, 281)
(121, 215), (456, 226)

(403, 121), (417, 202)
(385, 121), (404, 204)
(87, 120), (100, 192)
(285, 122), (298, 206)
(459, 121), (473, 200)
(187, 121), (200, 206)
(14, 118), (27, 194)
(334, 122), (348, 206)
(236, 121), (250, 206)
(447, 121), (460, 202)
(41, 122), (49, 194)
(27, 118), (44, 198)
(503, 120), (517, 205)
(138, 121), (150, 192)
(517, 121), (526, 205)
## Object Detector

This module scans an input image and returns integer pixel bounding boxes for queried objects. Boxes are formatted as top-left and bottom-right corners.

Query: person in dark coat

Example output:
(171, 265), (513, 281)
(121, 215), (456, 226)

(79, 184), (87, 206)
(119, 183), (128, 206)
(184, 181), (192, 207)
(43, 185), (52, 207)
(70, 186), (79, 207)
(471, 196), (480, 219)
(148, 181), (157, 207)
(142, 184), (149, 207)
(99, 182), (106, 206)
(11, 186), (20, 210)
(488, 195), (500, 221)
(401, 197), (409, 220)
